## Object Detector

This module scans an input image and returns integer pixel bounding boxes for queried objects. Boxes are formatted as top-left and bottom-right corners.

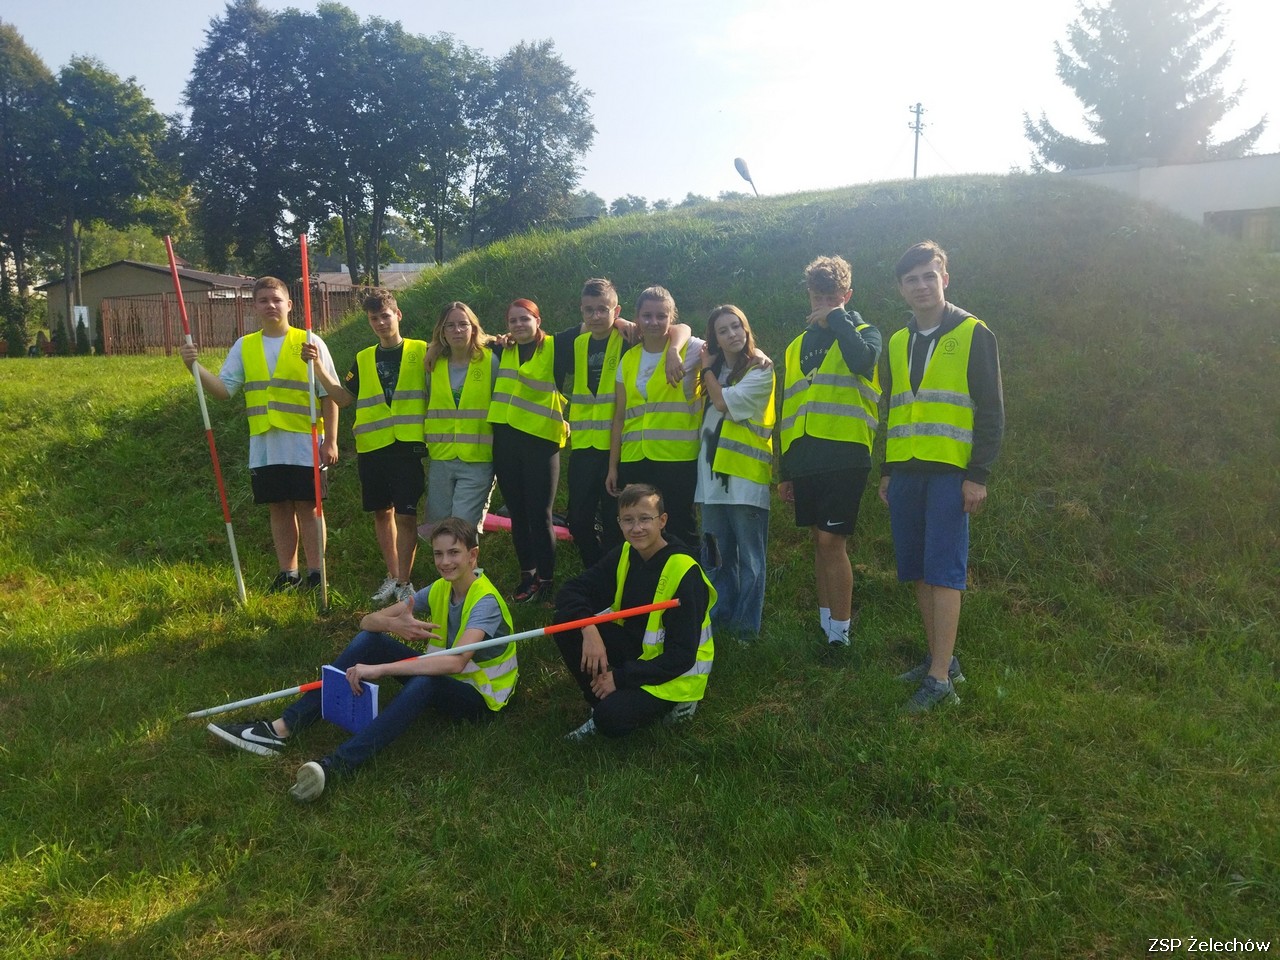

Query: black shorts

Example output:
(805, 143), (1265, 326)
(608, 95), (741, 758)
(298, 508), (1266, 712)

(357, 445), (425, 514)
(792, 467), (870, 536)
(250, 464), (328, 505)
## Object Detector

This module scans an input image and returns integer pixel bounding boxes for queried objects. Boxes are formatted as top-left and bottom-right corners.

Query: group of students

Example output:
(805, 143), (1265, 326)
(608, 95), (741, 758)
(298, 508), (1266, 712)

(183, 239), (1004, 802)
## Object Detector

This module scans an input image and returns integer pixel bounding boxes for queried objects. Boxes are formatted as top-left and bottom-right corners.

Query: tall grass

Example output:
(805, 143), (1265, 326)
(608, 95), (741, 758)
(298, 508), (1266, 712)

(1, 175), (1277, 958)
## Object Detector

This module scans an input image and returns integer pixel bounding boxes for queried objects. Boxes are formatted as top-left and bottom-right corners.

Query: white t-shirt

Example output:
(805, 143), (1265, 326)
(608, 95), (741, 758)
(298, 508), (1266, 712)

(217, 330), (339, 468)
(694, 364), (773, 508)
(616, 337), (705, 400)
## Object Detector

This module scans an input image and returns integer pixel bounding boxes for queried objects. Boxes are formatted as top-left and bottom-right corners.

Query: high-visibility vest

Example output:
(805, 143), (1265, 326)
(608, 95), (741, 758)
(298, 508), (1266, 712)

(885, 316), (983, 470)
(426, 571), (517, 711)
(709, 368), (776, 484)
(241, 328), (318, 436)
(779, 327), (880, 455)
(619, 346), (701, 462)
(351, 340), (427, 453)
(568, 330), (623, 451)
(426, 349), (495, 462)
(488, 340), (567, 446)
(611, 545), (715, 703)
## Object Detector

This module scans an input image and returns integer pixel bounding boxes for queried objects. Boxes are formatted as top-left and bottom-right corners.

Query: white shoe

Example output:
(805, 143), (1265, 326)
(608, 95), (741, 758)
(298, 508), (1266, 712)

(394, 581), (416, 603)
(564, 716), (597, 741)
(371, 576), (399, 602)
(289, 761), (327, 803)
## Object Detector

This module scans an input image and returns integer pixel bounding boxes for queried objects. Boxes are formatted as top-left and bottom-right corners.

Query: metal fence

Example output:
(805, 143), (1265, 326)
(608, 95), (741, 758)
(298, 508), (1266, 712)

(98, 283), (361, 356)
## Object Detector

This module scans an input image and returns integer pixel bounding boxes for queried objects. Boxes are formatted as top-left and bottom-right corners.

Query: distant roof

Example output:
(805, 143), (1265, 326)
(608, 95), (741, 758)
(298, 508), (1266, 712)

(37, 259), (253, 291)
(316, 264), (431, 291)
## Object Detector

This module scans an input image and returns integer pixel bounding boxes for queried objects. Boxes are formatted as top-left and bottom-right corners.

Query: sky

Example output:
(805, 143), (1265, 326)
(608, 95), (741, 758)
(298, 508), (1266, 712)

(3, 0), (1277, 204)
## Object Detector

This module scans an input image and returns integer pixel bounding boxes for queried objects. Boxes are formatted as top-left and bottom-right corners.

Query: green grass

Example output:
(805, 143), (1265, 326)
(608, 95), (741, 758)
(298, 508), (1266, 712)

(1, 175), (1277, 958)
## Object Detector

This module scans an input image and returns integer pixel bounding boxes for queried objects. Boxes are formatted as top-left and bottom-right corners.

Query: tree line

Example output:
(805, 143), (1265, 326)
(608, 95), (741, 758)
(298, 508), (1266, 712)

(0, 0), (598, 348)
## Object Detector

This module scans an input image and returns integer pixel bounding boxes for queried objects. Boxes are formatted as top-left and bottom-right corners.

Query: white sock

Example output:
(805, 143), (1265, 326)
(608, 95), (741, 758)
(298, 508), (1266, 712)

(820, 607), (831, 632)
(829, 618), (851, 643)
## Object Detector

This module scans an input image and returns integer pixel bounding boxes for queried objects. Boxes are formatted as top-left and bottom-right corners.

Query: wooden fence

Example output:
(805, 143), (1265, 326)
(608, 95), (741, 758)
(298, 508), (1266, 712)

(98, 283), (361, 356)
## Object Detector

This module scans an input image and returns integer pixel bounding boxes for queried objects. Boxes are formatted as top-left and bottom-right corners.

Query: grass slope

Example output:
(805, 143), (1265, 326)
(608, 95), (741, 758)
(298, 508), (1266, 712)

(0, 175), (1277, 959)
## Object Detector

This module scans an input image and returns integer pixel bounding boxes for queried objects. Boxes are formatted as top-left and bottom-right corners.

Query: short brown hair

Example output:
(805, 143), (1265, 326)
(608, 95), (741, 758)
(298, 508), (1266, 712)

(252, 276), (289, 297)
(362, 288), (398, 313)
(618, 482), (664, 515)
(803, 256), (852, 297)
(580, 277), (617, 300)
(428, 516), (479, 551)
(894, 240), (948, 280)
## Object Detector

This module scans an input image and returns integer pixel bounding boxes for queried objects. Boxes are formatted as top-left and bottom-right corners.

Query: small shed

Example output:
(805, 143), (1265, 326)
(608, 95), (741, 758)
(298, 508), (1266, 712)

(37, 260), (251, 342)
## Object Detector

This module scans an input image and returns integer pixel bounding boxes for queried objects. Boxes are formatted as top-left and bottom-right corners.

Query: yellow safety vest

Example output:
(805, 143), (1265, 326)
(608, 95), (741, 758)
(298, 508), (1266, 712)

(709, 368), (776, 484)
(779, 327), (880, 455)
(426, 572), (517, 712)
(885, 316), (982, 470)
(241, 328), (318, 436)
(610, 545), (715, 702)
(426, 349), (495, 463)
(488, 340), (567, 446)
(569, 330), (623, 451)
(619, 346), (701, 462)
(351, 340), (427, 453)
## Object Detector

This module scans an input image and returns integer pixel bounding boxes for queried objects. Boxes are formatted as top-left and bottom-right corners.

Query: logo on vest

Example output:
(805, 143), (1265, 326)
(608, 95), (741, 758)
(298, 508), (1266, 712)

(942, 338), (958, 355)
(470, 367), (483, 382)
(657, 575), (668, 593)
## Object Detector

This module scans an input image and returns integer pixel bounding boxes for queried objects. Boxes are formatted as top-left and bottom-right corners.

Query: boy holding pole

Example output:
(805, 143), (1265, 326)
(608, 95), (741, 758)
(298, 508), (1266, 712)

(180, 277), (339, 592)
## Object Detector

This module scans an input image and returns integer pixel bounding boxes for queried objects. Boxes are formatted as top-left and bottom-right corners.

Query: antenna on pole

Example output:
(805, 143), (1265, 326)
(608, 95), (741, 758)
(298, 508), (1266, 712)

(734, 157), (758, 197)
(908, 103), (926, 179)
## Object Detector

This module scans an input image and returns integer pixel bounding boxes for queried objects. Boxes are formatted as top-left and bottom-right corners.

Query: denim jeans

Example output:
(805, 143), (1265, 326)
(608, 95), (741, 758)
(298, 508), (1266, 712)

(700, 503), (769, 639)
(282, 630), (488, 771)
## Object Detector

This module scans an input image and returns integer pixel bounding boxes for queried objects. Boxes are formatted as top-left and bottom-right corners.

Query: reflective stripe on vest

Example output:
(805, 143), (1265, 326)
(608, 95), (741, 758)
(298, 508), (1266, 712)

(619, 346), (701, 462)
(488, 340), (567, 446)
(351, 340), (427, 453)
(426, 572), (517, 711)
(779, 327), (880, 455)
(611, 545), (716, 703)
(710, 369), (777, 484)
(426, 349), (495, 462)
(569, 329), (623, 451)
(241, 328), (317, 436)
(885, 316), (981, 469)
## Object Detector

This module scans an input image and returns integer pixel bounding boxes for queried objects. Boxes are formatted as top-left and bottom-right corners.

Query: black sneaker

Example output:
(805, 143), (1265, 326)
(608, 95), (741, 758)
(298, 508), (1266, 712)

(207, 720), (285, 756)
(513, 577), (552, 603)
(269, 571), (301, 593)
(302, 570), (322, 590)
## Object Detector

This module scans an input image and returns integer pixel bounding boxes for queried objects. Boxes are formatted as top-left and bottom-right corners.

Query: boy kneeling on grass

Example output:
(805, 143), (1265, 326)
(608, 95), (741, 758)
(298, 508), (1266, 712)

(554, 483), (715, 740)
(207, 517), (515, 802)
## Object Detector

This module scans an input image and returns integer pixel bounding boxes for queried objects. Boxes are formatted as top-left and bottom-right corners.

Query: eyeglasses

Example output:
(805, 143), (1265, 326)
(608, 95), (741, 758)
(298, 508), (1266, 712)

(618, 514), (661, 529)
(582, 306), (614, 317)
(442, 321), (471, 331)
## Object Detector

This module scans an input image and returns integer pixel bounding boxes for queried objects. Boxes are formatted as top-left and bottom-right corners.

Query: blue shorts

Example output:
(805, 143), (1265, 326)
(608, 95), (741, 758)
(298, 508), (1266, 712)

(887, 471), (969, 590)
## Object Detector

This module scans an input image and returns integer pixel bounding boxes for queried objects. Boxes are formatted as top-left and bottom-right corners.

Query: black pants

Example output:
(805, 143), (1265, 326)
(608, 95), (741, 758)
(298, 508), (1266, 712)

(492, 424), (560, 580)
(554, 620), (677, 737)
(618, 457), (698, 549)
(567, 447), (621, 568)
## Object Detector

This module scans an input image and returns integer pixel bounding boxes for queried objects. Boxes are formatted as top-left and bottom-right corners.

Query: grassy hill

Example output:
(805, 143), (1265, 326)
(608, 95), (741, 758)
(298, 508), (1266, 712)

(1, 174), (1276, 958)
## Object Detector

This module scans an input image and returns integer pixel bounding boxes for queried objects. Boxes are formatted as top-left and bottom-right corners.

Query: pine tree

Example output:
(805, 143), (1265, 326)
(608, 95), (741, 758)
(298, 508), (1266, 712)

(1024, 0), (1266, 170)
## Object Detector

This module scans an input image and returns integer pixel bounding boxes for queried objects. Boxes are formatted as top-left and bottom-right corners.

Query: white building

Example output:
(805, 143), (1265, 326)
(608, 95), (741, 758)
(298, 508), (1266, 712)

(1062, 153), (1280, 252)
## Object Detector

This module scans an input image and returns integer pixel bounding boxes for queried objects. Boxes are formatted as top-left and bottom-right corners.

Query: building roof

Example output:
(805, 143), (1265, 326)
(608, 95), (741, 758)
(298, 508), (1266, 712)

(36, 260), (254, 292)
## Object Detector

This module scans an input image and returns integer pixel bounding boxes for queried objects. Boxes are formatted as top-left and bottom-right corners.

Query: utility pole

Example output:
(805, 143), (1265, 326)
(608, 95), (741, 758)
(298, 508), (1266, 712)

(908, 102), (926, 179)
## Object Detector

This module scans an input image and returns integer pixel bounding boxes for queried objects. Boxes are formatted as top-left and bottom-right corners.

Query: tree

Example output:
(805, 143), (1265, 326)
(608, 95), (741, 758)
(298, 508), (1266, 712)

(570, 190), (607, 218)
(184, 0), (295, 276)
(677, 192), (709, 208)
(48, 57), (183, 340)
(0, 22), (57, 294)
(609, 194), (648, 217)
(478, 40), (595, 240)
(1024, 0), (1267, 170)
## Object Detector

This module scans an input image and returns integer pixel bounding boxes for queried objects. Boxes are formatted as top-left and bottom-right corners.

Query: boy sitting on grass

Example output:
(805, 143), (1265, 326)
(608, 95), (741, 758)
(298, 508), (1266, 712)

(553, 483), (714, 740)
(206, 517), (516, 802)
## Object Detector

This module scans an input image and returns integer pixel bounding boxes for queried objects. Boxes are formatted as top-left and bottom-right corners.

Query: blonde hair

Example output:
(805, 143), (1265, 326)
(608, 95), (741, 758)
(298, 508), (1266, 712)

(433, 301), (489, 362)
